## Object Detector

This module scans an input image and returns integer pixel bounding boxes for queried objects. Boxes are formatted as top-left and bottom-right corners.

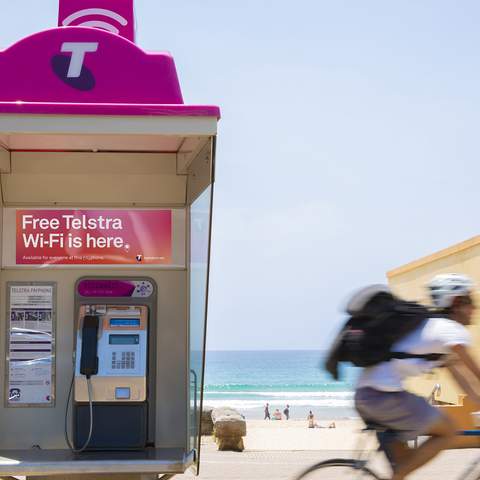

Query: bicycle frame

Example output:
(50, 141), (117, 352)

(353, 428), (379, 464)
(344, 428), (480, 476)
(295, 428), (480, 480)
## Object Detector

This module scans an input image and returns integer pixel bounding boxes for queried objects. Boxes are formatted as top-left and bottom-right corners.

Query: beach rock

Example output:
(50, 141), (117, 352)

(201, 406), (214, 435)
(211, 407), (246, 452)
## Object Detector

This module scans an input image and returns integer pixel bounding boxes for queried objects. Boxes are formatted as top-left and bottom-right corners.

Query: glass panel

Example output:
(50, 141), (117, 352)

(188, 185), (213, 470)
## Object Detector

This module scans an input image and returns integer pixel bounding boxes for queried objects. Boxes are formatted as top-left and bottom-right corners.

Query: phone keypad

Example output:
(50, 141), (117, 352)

(111, 351), (135, 369)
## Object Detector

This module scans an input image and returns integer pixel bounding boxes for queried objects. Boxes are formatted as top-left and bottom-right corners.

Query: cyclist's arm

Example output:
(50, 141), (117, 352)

(450, 344), (480, 381)
(447, 362), (480, 407)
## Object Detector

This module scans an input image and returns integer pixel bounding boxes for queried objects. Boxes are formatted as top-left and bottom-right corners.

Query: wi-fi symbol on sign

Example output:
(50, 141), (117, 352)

(62, 8), (128, 35)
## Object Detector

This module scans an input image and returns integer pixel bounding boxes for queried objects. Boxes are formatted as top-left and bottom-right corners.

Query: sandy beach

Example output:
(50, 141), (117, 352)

(177, 419), (480, 480)
(241, 419), (371, 451)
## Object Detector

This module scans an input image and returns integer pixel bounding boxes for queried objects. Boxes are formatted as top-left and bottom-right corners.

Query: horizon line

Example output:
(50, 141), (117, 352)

(206, 348), (327, 352)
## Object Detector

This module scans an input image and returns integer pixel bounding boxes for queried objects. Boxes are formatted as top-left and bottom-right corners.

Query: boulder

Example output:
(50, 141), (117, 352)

(211, 407), (246, 452)
(201, 406), (214, 435)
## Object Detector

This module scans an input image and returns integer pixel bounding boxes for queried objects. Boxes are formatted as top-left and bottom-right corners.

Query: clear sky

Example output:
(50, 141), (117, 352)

(1, 1), (480, 351)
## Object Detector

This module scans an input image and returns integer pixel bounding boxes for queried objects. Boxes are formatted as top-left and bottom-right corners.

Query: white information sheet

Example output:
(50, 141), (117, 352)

(7, 284), (55, 406)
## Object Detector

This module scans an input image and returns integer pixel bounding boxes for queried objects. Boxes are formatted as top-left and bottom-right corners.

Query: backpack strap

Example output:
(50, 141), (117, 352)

(389, 352), (445, 361)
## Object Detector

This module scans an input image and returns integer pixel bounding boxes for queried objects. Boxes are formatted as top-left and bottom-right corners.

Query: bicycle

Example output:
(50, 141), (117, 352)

(294, 421), (480, 480)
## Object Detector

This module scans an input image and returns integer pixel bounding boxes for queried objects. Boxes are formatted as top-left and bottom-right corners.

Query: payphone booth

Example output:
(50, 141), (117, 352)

(0, 1), (219, 478)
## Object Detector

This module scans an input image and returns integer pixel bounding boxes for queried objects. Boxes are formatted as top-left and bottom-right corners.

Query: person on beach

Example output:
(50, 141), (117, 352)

(283, 404), (290, 420)
(307, 410), (316, 428)
(264, 403), (271, 420)
(273, 408), (282, 420)
(355, 273), (480, 480)
(306, 410), (335, 428)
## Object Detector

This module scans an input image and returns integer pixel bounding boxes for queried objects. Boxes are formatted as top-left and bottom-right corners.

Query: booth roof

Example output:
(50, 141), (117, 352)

(0, 102), (220, 118)
(0, 27), (220, 119)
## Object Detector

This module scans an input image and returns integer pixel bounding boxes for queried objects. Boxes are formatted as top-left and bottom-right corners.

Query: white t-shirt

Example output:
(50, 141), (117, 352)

(357, 317), (471, 392)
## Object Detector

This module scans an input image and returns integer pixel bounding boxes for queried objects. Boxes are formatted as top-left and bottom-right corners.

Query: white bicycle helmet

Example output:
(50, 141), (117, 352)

(427, 273), (474, 309)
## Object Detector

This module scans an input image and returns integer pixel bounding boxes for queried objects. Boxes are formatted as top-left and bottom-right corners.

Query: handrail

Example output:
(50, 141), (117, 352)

(190, 368), (198, 408)
(190, 369), (198, 434)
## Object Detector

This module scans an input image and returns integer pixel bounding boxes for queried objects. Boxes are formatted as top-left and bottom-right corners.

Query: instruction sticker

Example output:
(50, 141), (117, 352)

(7, 284), (55, 406)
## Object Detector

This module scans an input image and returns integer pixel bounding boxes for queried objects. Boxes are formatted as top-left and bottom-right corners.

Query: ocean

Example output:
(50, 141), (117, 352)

(203, 350), (360, 420)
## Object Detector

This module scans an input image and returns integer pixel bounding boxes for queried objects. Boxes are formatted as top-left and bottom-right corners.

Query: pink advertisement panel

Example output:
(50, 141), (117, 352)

(16, 210), (172, 265)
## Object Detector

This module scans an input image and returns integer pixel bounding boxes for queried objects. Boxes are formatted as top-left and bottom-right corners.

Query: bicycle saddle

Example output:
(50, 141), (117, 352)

(363, 421), (391, 432)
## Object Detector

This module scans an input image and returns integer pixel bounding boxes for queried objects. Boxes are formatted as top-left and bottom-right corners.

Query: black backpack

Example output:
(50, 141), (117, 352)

(325, 285), (444, 380)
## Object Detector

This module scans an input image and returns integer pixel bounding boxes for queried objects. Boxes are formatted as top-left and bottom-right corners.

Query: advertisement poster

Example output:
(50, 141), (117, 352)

(15, 209), (172, 265)
(7, 284), (55, 406)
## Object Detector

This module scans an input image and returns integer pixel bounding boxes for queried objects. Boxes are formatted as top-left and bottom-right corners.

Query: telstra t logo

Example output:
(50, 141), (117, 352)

(51, 42), (99, 91)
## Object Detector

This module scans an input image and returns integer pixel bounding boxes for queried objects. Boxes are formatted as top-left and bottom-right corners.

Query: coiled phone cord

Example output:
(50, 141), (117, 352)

(64, 373), (94, 453)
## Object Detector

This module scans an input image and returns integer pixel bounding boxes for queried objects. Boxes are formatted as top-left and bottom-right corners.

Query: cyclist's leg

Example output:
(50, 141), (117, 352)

(391, 413), (457, 480)
(388, 440), (410, 465)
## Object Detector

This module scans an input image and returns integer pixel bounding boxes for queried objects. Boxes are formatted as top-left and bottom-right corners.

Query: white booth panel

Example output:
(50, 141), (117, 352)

(2, 173), (187, 205)
(0, 115), (218, 150)
(0, 134), (183, 153)
(1, 152), (188, 206)
(10, 152), (179, 174)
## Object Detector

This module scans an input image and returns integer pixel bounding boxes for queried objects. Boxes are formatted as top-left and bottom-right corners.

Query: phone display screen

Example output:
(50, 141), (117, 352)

(109, 334), (140, 345)
(109, 318), (140, 327)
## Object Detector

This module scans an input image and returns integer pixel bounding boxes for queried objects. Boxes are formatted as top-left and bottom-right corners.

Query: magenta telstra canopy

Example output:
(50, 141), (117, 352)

(0, 0), (220, 118)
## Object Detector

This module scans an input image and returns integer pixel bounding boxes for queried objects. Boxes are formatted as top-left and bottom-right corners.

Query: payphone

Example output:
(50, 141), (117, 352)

(0, 0), (219, 475)
(69, 305), (149, 451)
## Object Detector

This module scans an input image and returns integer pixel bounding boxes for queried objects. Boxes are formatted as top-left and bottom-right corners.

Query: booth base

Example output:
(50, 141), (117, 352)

(0, 448), (193, 477)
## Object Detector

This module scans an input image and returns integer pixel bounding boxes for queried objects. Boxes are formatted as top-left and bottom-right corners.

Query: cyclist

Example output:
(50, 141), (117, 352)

(355, 273), (480, 480)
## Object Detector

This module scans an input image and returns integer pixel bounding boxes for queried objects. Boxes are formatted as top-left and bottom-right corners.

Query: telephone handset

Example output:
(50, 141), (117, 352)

(80, 315), (99, 378)
(67, 314), (100, 452)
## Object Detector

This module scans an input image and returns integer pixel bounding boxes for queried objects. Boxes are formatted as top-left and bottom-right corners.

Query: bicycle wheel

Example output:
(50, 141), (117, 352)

(295, 458), (383, 480)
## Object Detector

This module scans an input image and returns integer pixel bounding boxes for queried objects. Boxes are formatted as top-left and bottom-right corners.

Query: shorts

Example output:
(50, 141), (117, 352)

(355, 387), (443, 441)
